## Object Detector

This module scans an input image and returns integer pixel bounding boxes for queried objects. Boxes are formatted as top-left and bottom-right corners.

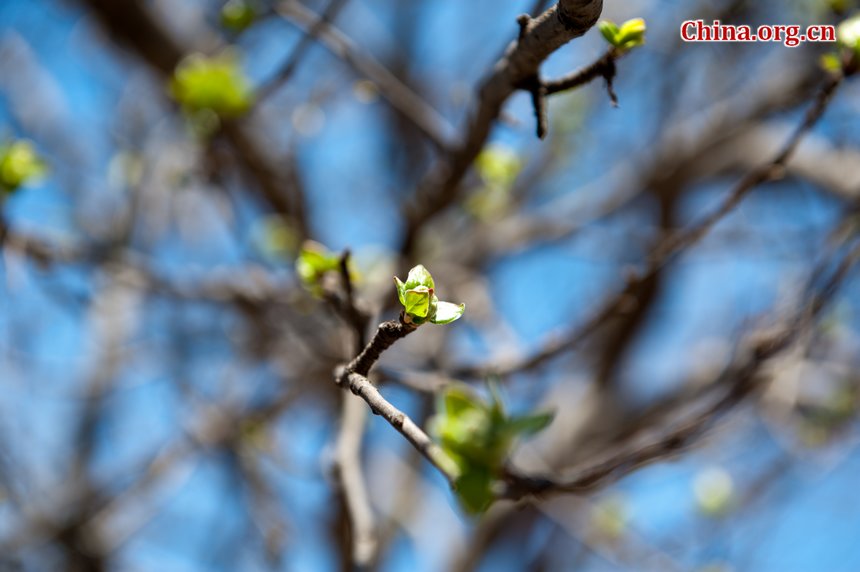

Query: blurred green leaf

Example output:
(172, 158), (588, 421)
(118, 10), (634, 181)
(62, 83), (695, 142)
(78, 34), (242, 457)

(429, 384), (554, 514)
(254, 215), (300, 259)
(296, 240), (340, 295)
(820, 52), (844, 72)
(221, 0), (256, 32)
(598, 20), (620, 45)
(443, 387), (483, 417)
(465, 186), (510, 221)
(170, 51), (254, 119)
(475, 145), (522, 189)
(504, 411), (555, 436)
(454, 466), (495, 514)
(0, 140), (46, 194)
(468, 145), (522, 221)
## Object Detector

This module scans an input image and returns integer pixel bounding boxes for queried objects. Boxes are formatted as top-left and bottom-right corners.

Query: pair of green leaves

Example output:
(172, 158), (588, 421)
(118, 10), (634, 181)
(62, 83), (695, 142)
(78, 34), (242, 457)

(822, 14), (860, 72)
(170, 51), (254, 120)
(394, 265), (464, 325)
(0, 140), (46, 195)
(598, 18), (647, 52)
(430, 385), (554, 514)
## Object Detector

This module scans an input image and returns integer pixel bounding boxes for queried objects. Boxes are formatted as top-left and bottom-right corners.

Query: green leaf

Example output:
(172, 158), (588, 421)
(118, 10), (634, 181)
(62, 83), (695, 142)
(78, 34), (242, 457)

(616, 18), (647, 49)
(403, 286), (432, 318)
(454, 466), (495, 514)
(431, 384), (551, 475)
(442, 386), (484, 417)
(221, 0), (256, 32)
(430, 385), (557, 514)
(598, 20), (620, 45)
(404, 264), (434, 290)
(170, 51), (254, 119)
(430, 301), (465, 324)
(0, 140), (47, 194)
(505, 411), (555, 436)
(436, 409), (491, 458)
(432, 386), (500, 467)
(394, 276), (407, 307)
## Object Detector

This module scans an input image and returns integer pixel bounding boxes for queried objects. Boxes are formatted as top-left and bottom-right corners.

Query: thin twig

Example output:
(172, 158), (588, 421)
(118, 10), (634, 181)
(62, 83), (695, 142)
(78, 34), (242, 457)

(327, 250), (377, 568)
(333, 396), (377, 567)
(338, 371), (458, 488)
(333, 316), (459, 486)
(275, 0), (454, 151)
(340, 320), (417, 377)
(543, 48), (618, 96)
(257, 0), (351, 102)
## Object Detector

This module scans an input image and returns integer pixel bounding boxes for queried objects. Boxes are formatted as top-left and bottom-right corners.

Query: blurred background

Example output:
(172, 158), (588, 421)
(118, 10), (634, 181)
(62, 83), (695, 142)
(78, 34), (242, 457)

(1, 0), (860, 570)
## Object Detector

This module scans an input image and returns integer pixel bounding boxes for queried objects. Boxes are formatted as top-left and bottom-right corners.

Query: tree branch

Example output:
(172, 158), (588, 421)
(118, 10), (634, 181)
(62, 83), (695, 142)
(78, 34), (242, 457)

(453, 71), (847, 380)
(401, 0), (603, 253)
(500, 239), (860, 500)
(337, 370), (457, 488)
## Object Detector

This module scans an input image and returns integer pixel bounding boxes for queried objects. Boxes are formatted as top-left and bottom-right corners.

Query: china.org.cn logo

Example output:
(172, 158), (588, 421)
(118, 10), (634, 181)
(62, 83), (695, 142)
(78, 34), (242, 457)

(681, 19), (836, 47)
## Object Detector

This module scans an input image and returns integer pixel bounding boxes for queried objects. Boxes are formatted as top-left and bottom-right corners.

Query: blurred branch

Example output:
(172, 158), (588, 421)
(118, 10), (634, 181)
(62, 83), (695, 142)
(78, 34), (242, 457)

(439, 50), (825, 276)
(334, 396), (377, 568)
(79, 0), (183, 73)
(454, 71), (848, 380)
(257, 0), (351, 102)
(325, 251), (379, 568)
(519, 46), (624, 138)
(500, 240), (860, 500)
(0, 220), (86, 266)
(275, 0), (454, 151)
